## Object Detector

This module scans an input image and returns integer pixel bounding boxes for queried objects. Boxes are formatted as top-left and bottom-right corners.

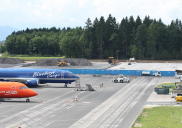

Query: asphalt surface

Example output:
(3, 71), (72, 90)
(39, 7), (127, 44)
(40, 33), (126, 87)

(0, 75), (160, 128)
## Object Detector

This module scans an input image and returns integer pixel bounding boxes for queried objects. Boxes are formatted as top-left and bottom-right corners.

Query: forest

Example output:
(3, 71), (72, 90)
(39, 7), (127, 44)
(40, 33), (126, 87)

(3, 14), (182, 60)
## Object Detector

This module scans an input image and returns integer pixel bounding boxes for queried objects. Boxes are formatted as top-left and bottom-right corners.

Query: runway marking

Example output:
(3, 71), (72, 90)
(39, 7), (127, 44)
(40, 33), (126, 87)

(97, 89), (103, 92)
(67, 105), (74, 109)
(0, 90), (78, 127)
(0, 86), (101, 128)
(0, 105), (20, 107)
(82, 102), (91, 104)
(106, 87), (113, 88)
(70, 77), (160, 128)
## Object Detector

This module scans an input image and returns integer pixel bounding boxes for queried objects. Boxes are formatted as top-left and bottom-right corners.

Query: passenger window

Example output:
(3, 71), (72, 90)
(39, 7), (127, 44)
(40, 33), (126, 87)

(19, 86), (21, 89)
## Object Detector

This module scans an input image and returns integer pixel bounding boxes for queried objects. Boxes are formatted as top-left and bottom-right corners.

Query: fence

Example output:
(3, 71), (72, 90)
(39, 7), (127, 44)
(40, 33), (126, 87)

(60, 69), (175, 76)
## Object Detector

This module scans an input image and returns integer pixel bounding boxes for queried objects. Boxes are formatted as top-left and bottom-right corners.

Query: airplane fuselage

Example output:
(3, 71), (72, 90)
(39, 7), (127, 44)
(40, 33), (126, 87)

(0, 82), (38, 98)
(0, 69), (79, 86)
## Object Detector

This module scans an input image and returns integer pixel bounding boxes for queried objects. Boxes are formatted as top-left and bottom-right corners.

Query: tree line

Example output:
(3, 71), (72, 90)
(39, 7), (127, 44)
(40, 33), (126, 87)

(4, 14), (182, 60)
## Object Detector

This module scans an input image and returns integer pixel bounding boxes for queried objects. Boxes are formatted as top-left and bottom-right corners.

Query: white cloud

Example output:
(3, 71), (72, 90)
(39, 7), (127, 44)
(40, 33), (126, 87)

(0, 0), (181, 29)
(33, 9), (42, 16)
(71, 18), (79, 22)
(27, 2), (31, 5)
(35, 4), (40, 7)
(78, 0), (89, 6)
(93, 0), (101, 6)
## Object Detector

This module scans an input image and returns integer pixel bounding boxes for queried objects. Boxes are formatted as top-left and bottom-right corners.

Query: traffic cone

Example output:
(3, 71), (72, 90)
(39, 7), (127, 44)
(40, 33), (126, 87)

(75, 96), (78, 101)
(41, 100), (42, 102)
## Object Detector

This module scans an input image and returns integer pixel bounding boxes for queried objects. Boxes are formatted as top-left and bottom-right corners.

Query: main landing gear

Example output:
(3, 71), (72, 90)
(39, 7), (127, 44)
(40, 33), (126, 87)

(64, 84), (67, 88)
(26, 99), (30, 102)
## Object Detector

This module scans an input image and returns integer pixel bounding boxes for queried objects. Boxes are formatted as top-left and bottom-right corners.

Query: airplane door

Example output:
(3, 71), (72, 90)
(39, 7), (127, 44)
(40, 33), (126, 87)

(61, 72), (64, 78)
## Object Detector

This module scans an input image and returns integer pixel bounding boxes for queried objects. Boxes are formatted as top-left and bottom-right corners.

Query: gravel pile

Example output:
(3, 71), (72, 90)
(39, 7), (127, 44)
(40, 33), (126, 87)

(0, 58), (25, 64)
(33, 58), (92, 66)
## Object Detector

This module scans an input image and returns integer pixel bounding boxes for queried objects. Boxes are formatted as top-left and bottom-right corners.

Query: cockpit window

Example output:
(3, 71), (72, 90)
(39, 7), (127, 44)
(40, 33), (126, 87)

(68, 73), (73, 76)
(19, 86), (28, 89)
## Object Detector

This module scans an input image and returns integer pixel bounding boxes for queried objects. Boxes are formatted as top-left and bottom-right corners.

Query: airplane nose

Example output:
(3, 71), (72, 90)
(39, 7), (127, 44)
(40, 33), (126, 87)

(32, 90), (38, 96)
(74, 75), (80, 79)
(25, 89), (38, 97)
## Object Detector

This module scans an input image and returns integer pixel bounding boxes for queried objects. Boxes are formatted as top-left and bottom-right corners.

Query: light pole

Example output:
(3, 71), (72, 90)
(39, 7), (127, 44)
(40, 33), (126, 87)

(117, 50), (119, 60)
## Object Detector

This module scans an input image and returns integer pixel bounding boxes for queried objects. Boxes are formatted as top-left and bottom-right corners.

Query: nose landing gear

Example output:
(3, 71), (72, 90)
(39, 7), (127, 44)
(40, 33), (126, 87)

(64, 84), (67, 88)
(26, 99), (30, 102)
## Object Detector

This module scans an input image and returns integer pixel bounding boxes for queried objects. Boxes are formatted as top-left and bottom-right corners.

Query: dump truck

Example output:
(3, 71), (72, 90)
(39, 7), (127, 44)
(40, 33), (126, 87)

(57, 60), (67, 66)
(112, 74), (130, 83)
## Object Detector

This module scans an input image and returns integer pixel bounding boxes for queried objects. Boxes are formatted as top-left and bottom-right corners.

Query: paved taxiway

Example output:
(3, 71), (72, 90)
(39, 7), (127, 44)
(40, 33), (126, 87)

(0, 75), (162, 128)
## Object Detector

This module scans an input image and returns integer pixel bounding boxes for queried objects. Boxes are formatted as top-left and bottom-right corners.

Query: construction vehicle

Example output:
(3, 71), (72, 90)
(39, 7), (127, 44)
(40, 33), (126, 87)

(112, 74), (130, 83)
(57, 60), (67, 66)
(108, 57), (116, 65)
(108, 57), (114, 64)
(176, 94), (182, 102)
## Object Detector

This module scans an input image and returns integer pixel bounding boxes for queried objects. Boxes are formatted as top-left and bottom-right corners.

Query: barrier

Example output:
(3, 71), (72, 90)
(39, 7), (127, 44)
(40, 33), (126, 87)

(161, 71), (175, 76)
(136, 70), (141, 75)
(59, 69), (175, 76)
(105, 70), (111, 75)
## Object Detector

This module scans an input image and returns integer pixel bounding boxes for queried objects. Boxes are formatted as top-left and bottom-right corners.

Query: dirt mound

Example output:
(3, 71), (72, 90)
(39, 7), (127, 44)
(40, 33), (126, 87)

(33, 58), (92, 66)
(0, 58), (25, 64)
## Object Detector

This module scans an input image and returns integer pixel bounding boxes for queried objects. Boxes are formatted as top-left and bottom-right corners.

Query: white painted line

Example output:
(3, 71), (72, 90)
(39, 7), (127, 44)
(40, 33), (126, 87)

(67, 105), (74, 109)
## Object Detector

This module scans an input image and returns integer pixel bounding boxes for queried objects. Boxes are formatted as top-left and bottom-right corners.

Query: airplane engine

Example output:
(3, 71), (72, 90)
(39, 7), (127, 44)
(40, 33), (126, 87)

(27, 79), (39, 86)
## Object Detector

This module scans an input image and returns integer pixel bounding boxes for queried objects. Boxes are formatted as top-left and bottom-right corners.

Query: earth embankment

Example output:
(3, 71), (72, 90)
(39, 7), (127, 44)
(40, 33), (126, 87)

(0, 58), (24, 64)
(32, 58), (92, 66)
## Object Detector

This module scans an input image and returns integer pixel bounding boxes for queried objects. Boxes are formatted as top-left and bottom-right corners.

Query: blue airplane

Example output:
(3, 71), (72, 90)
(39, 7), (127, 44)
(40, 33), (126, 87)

(0, 69), (79, 87)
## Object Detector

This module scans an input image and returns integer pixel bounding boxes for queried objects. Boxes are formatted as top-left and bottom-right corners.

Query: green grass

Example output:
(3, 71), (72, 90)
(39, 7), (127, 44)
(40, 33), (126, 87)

(132, 106), (182, 128)
(157, 83), (176, 93)
(0, 56), (65, 61)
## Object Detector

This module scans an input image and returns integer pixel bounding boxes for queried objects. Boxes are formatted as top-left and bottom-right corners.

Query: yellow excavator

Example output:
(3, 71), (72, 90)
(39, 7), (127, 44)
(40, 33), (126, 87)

(57, 60), (67, 66)
(108, 57), (116, 65)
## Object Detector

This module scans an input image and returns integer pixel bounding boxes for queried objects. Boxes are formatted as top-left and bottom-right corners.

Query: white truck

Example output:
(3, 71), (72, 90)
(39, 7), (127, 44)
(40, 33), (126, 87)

(129, 57), (135, 62)
(153, 71), (161, 77)
(174, 72), (182, 79)
(112, 75), (130, 83)
(142, 71), (150, 76)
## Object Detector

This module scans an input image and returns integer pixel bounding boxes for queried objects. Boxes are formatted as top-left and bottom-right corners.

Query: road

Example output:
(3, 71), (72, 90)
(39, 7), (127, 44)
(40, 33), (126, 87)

(0, 75), (160, 128)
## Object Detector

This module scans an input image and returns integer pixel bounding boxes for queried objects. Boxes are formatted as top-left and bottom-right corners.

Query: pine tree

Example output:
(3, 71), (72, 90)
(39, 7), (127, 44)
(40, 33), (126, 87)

(147, 23), (157, 59)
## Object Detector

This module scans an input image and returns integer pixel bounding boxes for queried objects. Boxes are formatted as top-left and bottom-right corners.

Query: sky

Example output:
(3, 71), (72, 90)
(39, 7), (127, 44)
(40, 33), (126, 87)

(0, 0), (181, 30)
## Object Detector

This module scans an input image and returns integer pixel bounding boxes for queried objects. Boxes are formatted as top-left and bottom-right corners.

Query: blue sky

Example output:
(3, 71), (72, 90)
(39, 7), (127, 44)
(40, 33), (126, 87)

(0, 0), (181, 30)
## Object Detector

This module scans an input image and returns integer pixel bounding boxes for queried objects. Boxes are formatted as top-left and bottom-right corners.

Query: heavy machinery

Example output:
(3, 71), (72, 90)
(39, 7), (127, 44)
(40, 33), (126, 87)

(57, 60), (67, 66)
(176, 94), (182, 102)
(108, 57), (117, 65)
(108, 57), (114, 64)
